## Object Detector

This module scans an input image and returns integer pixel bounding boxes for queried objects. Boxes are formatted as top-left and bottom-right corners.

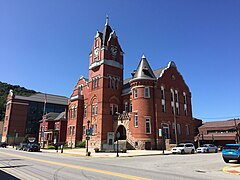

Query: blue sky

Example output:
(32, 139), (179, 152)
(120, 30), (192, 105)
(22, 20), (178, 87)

(0, 0), (239, 122)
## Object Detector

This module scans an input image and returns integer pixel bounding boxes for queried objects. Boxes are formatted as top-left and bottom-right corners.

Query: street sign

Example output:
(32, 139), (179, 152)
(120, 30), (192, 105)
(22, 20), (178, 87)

(86, 136), (90, 140)
(86, 129), (91, 135)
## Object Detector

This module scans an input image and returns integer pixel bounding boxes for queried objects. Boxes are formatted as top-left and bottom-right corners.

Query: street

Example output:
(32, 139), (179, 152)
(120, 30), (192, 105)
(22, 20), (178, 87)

(0, 148), (239, 180)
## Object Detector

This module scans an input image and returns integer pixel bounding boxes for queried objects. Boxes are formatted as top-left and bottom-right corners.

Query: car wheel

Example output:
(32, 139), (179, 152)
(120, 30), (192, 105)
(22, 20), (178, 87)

(181, 150), (185, 154)
(215, 149), (218, 153)
(191, 149), (195, 154)
(223, 158), (229, 163)
(206, 149), (209, 153)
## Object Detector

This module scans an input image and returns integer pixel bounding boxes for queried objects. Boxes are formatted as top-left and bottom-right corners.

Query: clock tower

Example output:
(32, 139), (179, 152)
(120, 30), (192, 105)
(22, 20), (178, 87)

(86, 17), (124, 148)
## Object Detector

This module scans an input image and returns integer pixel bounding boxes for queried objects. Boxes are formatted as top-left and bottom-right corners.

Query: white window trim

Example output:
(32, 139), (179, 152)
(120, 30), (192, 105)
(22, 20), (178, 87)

(134, 112), (138, 127)
(145, 117), (151, 134)
(134, 88), (138, 98)
(144, 87), (150, 98)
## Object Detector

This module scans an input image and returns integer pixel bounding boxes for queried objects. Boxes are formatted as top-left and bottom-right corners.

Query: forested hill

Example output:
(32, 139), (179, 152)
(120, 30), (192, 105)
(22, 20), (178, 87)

(0, 81), (37, 121)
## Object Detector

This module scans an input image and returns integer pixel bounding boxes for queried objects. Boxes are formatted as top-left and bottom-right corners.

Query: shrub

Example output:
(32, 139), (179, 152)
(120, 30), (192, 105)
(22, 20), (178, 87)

(76, 140), (85, 148)
(94, 147), (100, 152)
(48, 145), (55, 149)
(122, 148), (127, 153)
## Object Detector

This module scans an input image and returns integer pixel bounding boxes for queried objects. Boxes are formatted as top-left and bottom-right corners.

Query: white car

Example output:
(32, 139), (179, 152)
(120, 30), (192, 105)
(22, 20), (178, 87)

(171, 143), (195, 154)
(197, 144), (218, 153)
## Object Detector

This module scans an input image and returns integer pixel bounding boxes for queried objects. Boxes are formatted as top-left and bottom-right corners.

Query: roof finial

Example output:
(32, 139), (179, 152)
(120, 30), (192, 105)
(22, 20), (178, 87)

(105, 15), (109, 26)
(142, 54), (146, 59)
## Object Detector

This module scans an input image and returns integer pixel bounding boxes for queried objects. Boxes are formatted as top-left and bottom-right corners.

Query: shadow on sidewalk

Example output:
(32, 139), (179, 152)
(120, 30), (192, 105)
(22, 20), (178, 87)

(0, 169), (20, 180)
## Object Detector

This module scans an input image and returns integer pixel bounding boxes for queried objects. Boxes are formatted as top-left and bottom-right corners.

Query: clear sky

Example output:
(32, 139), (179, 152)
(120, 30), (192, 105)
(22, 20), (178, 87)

(0, 0), (239, 122)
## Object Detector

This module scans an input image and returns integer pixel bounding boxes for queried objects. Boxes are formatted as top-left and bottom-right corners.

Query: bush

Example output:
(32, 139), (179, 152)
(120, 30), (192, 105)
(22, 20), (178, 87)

(48, 145), (55, 149)
(122, 148), (127, 153)
(94, 147), (100, 153)
(76, 140), (85, 148)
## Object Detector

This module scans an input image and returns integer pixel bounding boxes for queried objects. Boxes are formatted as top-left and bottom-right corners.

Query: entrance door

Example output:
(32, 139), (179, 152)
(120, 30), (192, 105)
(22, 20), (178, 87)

(116, 125), (126, 140)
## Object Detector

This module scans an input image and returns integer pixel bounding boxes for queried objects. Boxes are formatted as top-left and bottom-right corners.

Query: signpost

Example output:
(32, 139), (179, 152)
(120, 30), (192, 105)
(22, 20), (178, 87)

(86, 120), (91, 156)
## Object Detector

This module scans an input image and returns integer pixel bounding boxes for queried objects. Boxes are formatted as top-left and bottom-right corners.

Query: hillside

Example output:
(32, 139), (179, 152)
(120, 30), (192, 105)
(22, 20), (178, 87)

(0, 81), (37, 121)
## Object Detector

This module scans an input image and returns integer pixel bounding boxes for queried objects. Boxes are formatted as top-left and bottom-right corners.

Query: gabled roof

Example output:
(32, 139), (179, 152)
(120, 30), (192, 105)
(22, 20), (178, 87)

(199, 119), (240, 129)
(15, 93), (68, 105)
(130, 55), (156, 82)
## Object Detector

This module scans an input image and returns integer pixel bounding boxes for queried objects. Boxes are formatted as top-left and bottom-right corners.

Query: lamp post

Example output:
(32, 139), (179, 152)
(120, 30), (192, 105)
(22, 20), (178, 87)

(13, 129), (16, 148)
(86, 120), (90, 156)
(116, 131), (120, 157)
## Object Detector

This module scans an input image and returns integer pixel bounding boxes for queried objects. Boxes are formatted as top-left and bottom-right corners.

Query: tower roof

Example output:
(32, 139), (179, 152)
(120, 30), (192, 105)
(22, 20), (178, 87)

(102, 16), (113, 46)
(130, 55), (156, 82)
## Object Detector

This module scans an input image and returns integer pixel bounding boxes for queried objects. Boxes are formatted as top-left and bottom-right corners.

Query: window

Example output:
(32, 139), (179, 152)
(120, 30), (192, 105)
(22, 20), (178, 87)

(172, 123), (176, 135)
(175, 90), (178, 102)
(124, 102), (128, 112)
(70, 126), (75, 135)
(111, 77), (115, 89)
(73, 107), (77, 118)
(186, 125), (190, 135)
(134, 112), (138, 127)
(108, 76), (111, 88)
(184, 106), (187, 116)
(176, 105), (179, 115)
(177, 124), (181, 135)
(92, 124), (97, 134)
(171, 89), (174, 102)
(161, 86), (165, 100)
(144, 87), (150, 98)
(110, 104), (118, 115)
(130, 101), (132, 112)
(83, 126), (86, 135)
(172, 105), (174, 114)
(95, 104), (98, 115)
(78, 85), (83, 95)
(183, 92), (187, 104)
(134, 88), (138, 98)
(162, 103), (165, 113)
(146, 118), (151, 134)
(115, 79), (119, 89)
(91, 105), (95, 116)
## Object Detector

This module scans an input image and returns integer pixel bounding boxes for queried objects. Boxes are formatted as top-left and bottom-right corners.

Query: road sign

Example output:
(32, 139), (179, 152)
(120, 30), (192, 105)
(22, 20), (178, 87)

(86, 129), (91, 136)
(86, 136), (90, 140)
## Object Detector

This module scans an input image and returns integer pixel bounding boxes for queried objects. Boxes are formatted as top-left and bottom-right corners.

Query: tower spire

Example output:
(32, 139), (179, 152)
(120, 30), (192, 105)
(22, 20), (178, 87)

(105, 15), (109, 26)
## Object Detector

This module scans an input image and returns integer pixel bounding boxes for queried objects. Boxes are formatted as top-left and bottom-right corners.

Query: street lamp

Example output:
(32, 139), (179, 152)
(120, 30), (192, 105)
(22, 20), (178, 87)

(116, 131), (120, 157)
(13, 129), (16, 148)
(86, 120), (90, 156)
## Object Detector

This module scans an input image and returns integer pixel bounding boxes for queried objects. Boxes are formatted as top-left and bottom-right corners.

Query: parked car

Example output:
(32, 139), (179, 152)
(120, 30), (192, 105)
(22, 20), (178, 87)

(0, 142), (8, 148)
(171, 143), (195, 154)
(16, 143), (28, 150)
(222, 144), (240, 163)
(197, 144), (218, 153)
(23, 143), (40, 152)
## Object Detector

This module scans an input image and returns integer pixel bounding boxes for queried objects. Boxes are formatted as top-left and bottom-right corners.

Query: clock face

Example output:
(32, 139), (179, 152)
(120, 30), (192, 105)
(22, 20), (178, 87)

(94, 48), (99, 58)
(110, 46), (118, 57)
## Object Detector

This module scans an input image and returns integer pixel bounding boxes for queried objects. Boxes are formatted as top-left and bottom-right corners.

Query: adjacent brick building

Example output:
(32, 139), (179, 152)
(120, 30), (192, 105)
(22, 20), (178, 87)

(39, 112), (67, 148)
(67, 19), (195, 150)
(2, 90), (68, 145)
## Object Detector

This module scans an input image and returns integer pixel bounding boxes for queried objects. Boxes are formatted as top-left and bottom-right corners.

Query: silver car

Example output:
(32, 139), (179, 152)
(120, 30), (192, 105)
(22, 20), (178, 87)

(171, 143), (195, 154)
(197, 144), (218, 153)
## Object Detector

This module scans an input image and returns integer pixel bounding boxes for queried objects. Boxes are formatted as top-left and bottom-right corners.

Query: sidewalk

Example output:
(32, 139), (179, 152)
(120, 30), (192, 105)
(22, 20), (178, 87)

(41, 148), (172, 158)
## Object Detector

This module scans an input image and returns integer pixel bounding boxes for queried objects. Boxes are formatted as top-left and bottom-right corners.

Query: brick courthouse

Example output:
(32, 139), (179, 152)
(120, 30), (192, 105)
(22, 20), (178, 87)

(67, 18), (194, 150)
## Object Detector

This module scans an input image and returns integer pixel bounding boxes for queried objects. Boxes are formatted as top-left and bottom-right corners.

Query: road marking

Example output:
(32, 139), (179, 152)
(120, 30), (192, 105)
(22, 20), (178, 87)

(0, 152), (150, 180)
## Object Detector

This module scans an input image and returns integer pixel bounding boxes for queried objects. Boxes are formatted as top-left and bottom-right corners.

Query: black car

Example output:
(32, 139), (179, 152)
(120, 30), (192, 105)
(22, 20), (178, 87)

(23, 143), (40, 152)
(0, 142), (8, 148)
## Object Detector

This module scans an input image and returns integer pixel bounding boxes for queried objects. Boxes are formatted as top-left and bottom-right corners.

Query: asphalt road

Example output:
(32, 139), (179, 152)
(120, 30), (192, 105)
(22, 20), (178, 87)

(0, 148), (239, 180)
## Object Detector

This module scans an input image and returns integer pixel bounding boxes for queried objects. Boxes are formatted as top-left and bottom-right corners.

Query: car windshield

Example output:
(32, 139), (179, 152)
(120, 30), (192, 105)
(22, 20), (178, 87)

(223, 145), (239, 150)
(177, 144), (184, 147)
(201, 144), (209, 147)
